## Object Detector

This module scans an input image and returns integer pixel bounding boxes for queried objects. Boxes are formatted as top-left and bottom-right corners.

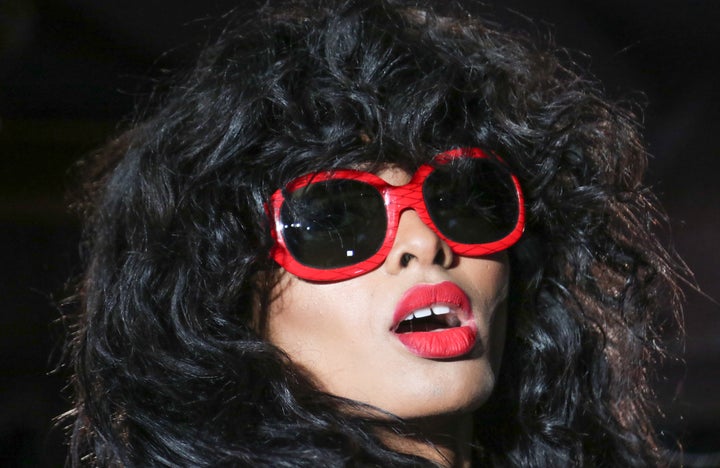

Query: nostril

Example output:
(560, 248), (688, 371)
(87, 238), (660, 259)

(399, 250), (446, 268)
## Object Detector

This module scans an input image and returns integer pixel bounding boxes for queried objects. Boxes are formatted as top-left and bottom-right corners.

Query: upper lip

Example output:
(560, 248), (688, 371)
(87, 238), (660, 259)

(391, 281), (473, 331)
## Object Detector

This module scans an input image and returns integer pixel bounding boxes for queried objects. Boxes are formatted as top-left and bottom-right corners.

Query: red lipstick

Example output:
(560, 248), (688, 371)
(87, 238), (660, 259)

(392, 281), (477, 359)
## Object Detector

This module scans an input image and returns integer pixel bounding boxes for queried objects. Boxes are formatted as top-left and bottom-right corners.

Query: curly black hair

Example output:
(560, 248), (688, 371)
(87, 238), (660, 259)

(63, 0), (685, 465)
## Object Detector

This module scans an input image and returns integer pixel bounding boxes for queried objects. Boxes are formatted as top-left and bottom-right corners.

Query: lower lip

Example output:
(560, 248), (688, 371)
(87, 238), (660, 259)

(397, 326), (477, 359)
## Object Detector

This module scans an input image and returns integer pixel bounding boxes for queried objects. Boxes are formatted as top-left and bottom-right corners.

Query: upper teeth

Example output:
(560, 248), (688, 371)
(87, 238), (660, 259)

(401, 305), (451, 322)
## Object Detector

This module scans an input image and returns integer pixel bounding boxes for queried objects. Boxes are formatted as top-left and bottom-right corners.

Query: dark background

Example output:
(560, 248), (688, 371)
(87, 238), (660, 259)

(1, 1), (718, 466)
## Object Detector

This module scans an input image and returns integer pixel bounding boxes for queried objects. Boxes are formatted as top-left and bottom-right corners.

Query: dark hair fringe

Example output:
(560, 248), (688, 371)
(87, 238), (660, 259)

(61, 0), (686, 465)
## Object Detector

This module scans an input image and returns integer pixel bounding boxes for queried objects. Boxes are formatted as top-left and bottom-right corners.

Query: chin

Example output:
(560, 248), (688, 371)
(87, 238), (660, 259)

(372, 363), (497, 420)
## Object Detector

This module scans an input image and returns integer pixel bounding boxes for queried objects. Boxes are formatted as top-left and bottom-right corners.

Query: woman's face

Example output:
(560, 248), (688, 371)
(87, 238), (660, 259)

(264, 165), (509, 419)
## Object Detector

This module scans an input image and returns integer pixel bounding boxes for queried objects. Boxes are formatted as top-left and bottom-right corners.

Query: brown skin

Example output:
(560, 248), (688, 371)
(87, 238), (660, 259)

(265, 166), (509, 466)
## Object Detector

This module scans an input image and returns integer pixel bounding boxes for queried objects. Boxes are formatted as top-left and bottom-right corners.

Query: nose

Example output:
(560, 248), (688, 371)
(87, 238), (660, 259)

(384, 209), (454, 274)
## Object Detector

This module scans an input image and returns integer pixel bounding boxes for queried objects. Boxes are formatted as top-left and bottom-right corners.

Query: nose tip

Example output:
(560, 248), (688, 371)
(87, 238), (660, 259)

(384, 210), (454, 274)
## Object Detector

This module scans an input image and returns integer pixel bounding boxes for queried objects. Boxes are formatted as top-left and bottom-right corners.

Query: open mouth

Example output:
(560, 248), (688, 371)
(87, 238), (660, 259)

(391, 282), (477, 359)
(394, 305), (462, 333)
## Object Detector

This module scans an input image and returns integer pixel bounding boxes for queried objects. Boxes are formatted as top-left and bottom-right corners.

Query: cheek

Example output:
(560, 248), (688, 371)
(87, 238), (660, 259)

(263, 276), (375, 377)
(457, 254), (510, 370)
(265, 278), (333, 352)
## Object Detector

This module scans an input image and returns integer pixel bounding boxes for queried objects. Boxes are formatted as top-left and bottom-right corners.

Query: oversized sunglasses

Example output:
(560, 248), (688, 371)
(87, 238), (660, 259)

(268, 147), (525, 281)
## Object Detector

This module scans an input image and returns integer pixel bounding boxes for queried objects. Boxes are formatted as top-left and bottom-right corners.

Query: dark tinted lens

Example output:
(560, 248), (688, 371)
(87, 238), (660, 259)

(423, 159), (519, 244)
(280, 179), (387, 269)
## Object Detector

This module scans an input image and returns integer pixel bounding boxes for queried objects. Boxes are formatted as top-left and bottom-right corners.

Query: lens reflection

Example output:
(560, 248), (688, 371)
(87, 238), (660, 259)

(424, 159), (518, 244)
(280, 179), (387, 269)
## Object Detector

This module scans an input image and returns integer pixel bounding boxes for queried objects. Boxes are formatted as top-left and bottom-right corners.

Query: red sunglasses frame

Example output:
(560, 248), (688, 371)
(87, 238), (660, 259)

(268, 147), (525, 281)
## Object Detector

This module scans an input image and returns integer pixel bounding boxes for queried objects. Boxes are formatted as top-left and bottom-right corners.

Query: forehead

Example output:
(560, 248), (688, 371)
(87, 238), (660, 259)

(359, 163), (413, 187)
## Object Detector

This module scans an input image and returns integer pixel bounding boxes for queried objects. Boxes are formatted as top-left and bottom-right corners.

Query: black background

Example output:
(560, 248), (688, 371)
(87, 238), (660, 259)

(1, 1), (718, 466)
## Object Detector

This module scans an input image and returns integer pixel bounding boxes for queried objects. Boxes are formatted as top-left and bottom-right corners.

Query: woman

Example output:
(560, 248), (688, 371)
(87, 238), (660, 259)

(64, 0), (685, 465)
